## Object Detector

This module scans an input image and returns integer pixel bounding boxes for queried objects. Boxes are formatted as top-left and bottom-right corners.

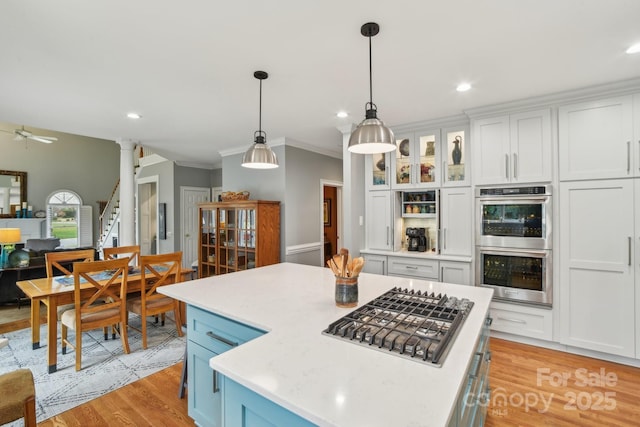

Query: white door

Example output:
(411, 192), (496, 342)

(559, 179), (635, 357)
(138, 182), (157, 255)
(181, 187), (210, 269)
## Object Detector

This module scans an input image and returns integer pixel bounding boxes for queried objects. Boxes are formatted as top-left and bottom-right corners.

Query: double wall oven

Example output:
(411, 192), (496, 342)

(475, 185), (552, 306)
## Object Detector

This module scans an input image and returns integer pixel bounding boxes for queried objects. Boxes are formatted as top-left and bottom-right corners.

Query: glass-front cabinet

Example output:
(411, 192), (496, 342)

(365, 151), (391, 191)
(392, 129), (441, 189)
(442, 126), (469, 186)
(199, 207), (218, 277)
(198, 200), (280, 278)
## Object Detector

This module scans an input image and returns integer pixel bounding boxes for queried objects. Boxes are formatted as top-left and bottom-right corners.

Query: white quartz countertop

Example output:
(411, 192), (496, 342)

(160, 262), (493, 427)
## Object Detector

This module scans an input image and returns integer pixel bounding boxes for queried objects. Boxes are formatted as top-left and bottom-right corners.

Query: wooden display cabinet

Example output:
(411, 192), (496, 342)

(198, 200), (280, 277)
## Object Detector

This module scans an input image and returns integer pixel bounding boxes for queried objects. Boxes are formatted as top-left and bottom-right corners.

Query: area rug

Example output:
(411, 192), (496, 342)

(0, 314), (186, 424)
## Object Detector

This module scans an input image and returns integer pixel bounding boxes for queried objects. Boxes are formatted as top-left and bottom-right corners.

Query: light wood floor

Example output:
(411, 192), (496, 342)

(2, 311), (638, 426)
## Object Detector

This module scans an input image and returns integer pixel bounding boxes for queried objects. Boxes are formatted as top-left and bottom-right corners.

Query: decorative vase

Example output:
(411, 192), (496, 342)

(452, 136), (462, 165)
(425, 140), (435, 156)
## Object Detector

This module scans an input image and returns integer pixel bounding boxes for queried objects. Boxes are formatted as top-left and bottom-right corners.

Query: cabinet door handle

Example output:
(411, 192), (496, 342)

(405, 265), (419, 270)
(513, 153), (518, 179)
(638, 140), (640, 172)
(470, 352), (484, 379)
(386, 226), (390, 246)
(497, 316), (526, 324)
(627, 141), (631, 174)
(505, 154), (510, 179)
(442, 161), (446, 181)
(206, 331), (238, 348)
(443, 228), (447, 250)
(628, 236), (632, 266)
(213, 369), (219, 393)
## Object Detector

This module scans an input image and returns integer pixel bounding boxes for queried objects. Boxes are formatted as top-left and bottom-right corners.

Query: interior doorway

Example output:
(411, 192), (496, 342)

(321, 180), (342, 266)
(138, 181), (157, 255)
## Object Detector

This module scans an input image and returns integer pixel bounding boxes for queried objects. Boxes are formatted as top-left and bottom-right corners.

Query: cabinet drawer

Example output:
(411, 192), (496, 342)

(387, 256), (439, 279)
(489, 302), (552, 340)
(187, 305), (264, 353)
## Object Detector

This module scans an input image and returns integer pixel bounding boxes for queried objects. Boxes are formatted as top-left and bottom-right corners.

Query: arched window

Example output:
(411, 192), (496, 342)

(47, 190), (82, 248)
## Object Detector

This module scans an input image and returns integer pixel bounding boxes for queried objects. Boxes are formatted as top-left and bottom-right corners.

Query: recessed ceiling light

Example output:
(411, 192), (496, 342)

(336, 111), (349, 118)
(127, 112), (142, 119)
(456, 83), (471, 92)
(626, 43), (640, 54)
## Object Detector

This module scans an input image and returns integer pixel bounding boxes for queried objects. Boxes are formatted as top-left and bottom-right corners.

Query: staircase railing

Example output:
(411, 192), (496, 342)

(98, 179), (120, 249)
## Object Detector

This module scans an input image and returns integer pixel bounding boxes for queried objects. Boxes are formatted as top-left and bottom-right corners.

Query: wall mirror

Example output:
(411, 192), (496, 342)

(0, 170), (27, 217)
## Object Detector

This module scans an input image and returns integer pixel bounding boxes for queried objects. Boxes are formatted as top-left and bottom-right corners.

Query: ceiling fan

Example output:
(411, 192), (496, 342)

(0, 126), (58, 144)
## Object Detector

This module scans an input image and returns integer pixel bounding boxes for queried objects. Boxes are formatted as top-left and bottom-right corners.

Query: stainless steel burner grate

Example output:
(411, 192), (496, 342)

(322, 287), (474, 366)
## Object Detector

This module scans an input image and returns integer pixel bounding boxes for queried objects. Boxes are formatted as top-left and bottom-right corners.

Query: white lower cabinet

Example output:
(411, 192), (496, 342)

(489, 301), (553, 341)
(366, 191), (393, 250)
(362, 254), (387, 275)
(440, 261), (471, 286)
(388, 256), (439, 280)
(559, 179), (635, 357)
(361, 253), (471, 285)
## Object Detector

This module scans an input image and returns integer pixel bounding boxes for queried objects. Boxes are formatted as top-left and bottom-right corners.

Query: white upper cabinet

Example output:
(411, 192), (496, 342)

(391, 129), (441, 189)
(365, 152), (391, 191)
(559, 95), (636, 181)
(472, 109), (552, 185)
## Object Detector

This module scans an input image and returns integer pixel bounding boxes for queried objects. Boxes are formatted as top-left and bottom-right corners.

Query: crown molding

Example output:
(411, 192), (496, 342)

(464, 77), (640, 118)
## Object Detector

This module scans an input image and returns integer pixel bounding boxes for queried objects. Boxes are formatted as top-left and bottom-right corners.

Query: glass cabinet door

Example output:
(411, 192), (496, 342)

(443, 127), (469, 186)
(236, 208), (256, 270)
(394, 135), (413, 187)
(418, 132), (439, 185)
(199, 207), (217, 277)
(366, 152), (390, 190)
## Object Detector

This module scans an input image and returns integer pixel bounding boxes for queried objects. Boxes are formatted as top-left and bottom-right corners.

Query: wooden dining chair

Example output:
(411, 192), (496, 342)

(45, 249), (95, 278)
(61, 258), (131, 371)
(127, 251), (184, 349)
(44, 249), (108, 335)
(103, 245), (140, 266)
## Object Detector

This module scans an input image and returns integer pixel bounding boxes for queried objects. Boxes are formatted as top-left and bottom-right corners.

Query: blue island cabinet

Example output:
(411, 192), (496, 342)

(187, 305), (265, 427)
(223, 377), (317, 427)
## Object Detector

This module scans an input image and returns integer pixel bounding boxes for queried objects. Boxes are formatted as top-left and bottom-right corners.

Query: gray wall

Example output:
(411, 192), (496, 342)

(0, 123), (120, 244)
(222, 142), (342, 264)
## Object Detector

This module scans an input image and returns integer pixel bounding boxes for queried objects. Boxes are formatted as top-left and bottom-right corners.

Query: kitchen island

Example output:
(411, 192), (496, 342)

(160, 262), (493, 427)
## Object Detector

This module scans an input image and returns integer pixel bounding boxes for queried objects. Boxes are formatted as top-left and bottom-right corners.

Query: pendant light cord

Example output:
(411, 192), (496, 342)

(368, 33), (373, 107)
(258, 78), (263, 135)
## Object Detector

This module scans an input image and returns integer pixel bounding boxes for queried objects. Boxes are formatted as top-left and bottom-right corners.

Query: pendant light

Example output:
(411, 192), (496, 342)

(348, 22), (396, 154)
(242, 70), (279, 169)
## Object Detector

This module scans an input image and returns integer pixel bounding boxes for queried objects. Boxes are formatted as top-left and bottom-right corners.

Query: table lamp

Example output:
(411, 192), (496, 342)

(0, 228), (21, 268)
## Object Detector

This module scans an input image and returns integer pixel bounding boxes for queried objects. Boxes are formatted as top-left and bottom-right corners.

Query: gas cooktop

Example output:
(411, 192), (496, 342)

(322, 287), (474, 367)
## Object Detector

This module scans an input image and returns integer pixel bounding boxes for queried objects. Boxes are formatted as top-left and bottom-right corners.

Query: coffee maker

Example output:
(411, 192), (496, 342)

(406, 227), (428, 252)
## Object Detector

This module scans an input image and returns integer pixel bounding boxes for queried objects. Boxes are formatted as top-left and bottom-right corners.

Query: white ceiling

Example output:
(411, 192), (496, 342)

(1, 0), (639, 168)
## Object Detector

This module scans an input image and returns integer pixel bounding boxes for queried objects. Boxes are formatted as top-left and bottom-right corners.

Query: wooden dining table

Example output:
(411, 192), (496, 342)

(16, 268), (193, 373)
